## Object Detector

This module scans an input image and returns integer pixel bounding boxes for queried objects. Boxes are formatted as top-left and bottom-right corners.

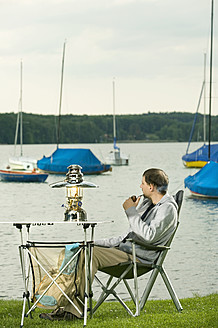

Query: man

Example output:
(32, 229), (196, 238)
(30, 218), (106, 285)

(40, 168), (178, 321)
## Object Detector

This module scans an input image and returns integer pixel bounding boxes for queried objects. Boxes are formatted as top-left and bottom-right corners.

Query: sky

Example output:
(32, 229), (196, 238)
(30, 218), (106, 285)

(0, 0), (218, 116)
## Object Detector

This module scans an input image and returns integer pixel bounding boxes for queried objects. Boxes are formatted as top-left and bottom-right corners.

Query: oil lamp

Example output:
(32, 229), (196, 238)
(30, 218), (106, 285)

(50, 164), (98, 222)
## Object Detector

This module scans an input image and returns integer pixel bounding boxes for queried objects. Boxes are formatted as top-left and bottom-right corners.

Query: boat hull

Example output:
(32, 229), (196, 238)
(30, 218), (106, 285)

(106, 150), (129, 166)
(0, 170), (48, 182)
(188, 190), (218, 199)
(106, 158), (129, 166)
(38, 165), (112, 175)
(183, 160), (207, 168)
(182, 144), (218, 168)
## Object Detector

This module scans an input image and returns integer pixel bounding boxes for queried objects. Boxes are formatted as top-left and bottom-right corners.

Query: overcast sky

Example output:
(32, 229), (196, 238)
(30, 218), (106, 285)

(0, 0), (217, 116)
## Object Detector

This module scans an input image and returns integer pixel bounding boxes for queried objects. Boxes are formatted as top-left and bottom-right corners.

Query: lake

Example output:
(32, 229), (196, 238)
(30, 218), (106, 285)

(0, 142), (217, 301)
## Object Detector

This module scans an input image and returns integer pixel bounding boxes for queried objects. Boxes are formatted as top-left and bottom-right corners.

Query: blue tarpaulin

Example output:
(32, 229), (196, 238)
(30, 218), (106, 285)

(182, 144), (218, 163)
(37, 148), (111, 174)
(184, 161), (218, 197)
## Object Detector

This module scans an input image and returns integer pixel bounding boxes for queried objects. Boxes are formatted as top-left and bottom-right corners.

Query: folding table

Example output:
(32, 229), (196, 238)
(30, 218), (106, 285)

(14, 221), (105, 327)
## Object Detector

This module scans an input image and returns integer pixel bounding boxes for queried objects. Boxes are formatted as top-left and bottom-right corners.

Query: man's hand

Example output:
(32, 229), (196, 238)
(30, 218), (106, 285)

(123, 196), (141, 210)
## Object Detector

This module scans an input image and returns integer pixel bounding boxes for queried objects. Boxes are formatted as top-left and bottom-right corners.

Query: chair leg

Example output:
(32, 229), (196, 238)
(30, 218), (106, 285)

(93, 266), (137, 317)
(88, 244), (93, 318)
(93, 275), (113, 313)
(132, 242), (140, 316)
(159, 267), (183, 312)
(20, 297), (26, 328)
(123, 280), (135, 304)
(19, 246), (32, 327)
(140, 267), (159, 311)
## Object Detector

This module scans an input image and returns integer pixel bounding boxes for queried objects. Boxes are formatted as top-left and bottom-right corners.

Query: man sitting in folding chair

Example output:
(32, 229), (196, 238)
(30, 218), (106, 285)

(40, 168), (181, 321)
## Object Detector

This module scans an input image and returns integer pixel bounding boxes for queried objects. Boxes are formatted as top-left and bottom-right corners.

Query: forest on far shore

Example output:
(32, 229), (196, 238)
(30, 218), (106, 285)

(0, 111), (218, 144)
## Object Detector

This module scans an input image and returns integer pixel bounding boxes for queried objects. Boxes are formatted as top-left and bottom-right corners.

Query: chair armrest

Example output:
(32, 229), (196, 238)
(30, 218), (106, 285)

(126, 238), (170, 251)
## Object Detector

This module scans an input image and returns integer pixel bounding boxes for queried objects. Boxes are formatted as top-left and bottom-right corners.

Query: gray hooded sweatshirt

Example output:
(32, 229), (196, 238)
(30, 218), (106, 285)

(94, 193), (178, 264)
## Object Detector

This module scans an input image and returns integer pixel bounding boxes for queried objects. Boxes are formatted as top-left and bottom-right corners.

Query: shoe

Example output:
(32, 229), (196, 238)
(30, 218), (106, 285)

(39, 307), (75, 321)
(63, 311), (75, 320)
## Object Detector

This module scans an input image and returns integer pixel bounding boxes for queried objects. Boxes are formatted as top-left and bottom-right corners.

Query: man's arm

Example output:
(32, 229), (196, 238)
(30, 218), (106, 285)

(94, 233), (127, 247)
(94, 197), (141, 247)
(125, 202), (177, 244)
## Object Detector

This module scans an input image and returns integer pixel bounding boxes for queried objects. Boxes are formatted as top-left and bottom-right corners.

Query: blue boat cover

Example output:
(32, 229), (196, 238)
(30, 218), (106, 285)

(184, 161), (218, 197)
(37, 148), (110, 174)
(182, 144), (218, 162)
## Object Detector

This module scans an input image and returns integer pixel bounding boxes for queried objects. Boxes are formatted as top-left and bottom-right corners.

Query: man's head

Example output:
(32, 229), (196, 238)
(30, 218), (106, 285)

(141, 168), (169, 196)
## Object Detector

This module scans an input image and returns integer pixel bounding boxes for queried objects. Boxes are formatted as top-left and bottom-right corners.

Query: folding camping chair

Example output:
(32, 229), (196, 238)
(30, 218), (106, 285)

(15, 222), (96, 327)
(92, 190), (184, 317)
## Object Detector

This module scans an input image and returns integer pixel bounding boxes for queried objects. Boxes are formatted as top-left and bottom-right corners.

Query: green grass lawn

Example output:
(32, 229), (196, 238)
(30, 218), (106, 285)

(0, 294), (217, 328)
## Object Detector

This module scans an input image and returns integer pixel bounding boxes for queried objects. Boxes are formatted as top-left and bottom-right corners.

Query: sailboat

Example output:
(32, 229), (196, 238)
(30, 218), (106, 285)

(184, 0), (218, 198)
(0, 61), (48, 182)
(9, 61), (38, 171)
(184, 161), (218, 198)
(106, 78), (129, 166)
(37, 42), (111, 175)
(182, 53), (218, 167)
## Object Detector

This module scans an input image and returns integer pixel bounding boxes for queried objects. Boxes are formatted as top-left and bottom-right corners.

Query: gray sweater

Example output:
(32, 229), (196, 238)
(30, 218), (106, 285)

(94, 193), (178, 264)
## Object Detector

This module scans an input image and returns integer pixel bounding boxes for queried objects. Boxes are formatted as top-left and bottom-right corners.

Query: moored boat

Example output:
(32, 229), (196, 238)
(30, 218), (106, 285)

(182, 144), (218, 168)
(37, 148), (111, 175)
(184, 0), (218, 199)
(8, 156), (37, 171)
(106, 148), (129, 166)
(2, 61), (39, 176)
(12, 61), (38, 170)
(106, 78), (129, 166)
(182, 51), (218, 168)
(0, 169), (48, 183)
(184, 161), (218, 198)
(37, 41), (111, 175)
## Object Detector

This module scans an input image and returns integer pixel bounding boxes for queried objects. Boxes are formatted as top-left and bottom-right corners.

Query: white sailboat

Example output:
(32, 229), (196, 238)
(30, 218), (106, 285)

(37, 42), (111, 175)
(0, 61), (48, 182)
(106, 79), (129, 166)
(9, 61), (37, 171)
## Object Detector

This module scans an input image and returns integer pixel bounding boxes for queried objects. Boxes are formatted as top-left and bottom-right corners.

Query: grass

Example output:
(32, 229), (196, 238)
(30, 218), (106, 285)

(0, 294), (217, 328)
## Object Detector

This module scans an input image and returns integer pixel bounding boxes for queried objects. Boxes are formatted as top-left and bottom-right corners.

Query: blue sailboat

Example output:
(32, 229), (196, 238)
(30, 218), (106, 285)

(184, 0), (218, 198)
(37, 42), (111, 175)
(37, 148), (111, 175)
(182, 144), (218, 167)
(182, 52), (218, 168)
(184, 161), (218, 198)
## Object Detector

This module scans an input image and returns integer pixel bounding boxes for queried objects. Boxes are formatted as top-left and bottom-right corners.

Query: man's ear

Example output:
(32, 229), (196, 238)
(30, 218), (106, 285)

(149, 184), (155, 192)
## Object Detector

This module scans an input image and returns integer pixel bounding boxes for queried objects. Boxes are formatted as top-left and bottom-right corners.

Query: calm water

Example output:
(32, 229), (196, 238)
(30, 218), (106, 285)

(0, 142), (217, 301)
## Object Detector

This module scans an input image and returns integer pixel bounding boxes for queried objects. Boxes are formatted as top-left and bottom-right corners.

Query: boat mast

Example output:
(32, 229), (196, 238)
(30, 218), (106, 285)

(113, 78), (117, 149)
(14, 61), (24, 157)
(14, 61), (23, 156)
(186, 81), (205, 154)
(203, 53), (206, 144)
(208, 0), (214, 160)
(14, 109), (19, 156)
(20, 61), (23, 156)
(57, 41), (66, 149)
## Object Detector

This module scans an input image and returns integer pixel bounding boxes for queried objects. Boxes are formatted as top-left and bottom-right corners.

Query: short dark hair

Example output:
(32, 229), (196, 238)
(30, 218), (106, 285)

(143, 168), (169, 195)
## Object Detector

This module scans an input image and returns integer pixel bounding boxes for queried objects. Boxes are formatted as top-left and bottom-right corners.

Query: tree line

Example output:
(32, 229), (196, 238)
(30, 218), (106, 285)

(0, 111), (218, 144)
